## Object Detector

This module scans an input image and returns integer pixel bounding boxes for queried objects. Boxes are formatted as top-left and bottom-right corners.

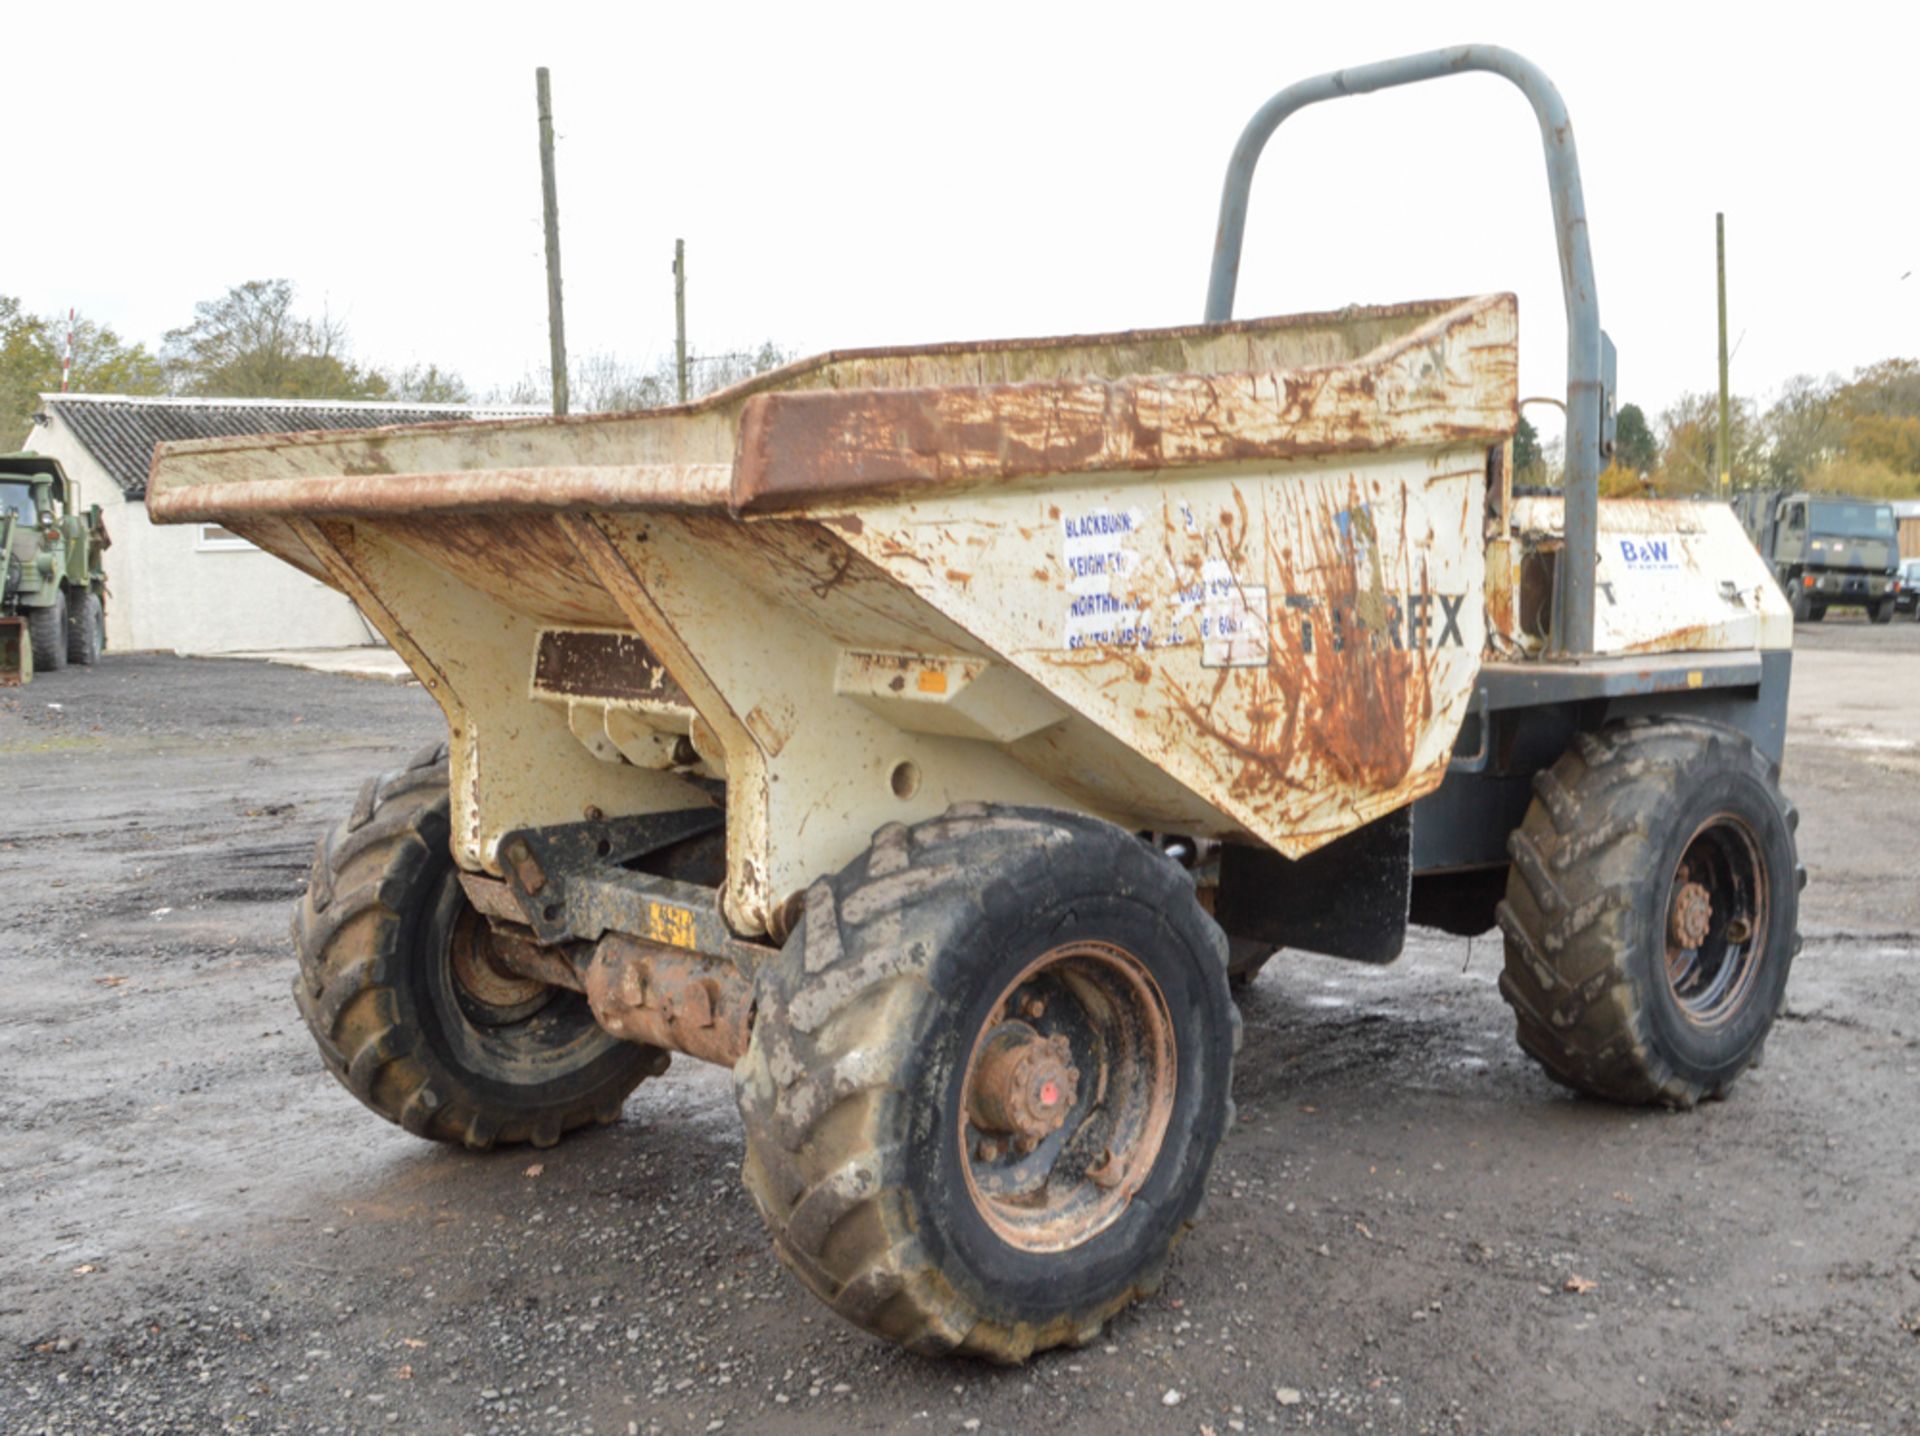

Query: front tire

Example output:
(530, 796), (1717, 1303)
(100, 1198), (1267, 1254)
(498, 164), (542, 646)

(28, 591), (68, 672)
(292, 743), (660, 1148)
(1496, 720), (1802, 1108)
(67, 589), (103, 665)
(736, 805), (1237, 1361)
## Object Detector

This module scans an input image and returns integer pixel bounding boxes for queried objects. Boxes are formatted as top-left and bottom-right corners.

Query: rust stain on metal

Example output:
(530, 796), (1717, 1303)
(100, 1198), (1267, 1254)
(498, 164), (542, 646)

(744, 701), (796, 758)
(145, 463), (734, 524)
(457, 872), (530, 924)
(584, 936), (755, 1067)
(732, 296), (1515, 514)
(957, 941), (1176, 1254)
(482, 924), (588, 992)
(380, 514), (626, 627)
(532, 629), (690, 705)
(501, 838), (548, 895)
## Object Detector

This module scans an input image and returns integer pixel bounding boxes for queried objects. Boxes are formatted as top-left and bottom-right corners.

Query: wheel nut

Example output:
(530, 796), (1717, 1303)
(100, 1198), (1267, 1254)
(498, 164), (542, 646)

(1669, 880), (1713, 951)
(968, 1025), (1080, 1146)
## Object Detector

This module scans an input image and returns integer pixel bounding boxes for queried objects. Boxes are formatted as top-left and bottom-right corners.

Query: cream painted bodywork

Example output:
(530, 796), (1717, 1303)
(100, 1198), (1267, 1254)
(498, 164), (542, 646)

(146, 295), (1537, 936)
(1508, 496), (1793, 655)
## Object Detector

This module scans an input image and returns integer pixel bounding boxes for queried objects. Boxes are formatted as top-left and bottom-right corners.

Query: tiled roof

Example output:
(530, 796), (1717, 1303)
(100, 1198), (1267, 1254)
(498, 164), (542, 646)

(35, 394), (546, 498)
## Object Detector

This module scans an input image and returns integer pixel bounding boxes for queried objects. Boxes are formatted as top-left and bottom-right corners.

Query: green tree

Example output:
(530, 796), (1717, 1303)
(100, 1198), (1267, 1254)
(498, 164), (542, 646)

(1831, 358), (1920, 478)
(1512, 413), (1543, 484)
(161, 280), (470, 403)
(386, 362), (470, 404)
(1654, 391), (1764, 495)
(163, 279), (395, 399)
(1, 295), (166, 445)
(1759, 373), (1844, 489)
(1613, 402), (1657, 475)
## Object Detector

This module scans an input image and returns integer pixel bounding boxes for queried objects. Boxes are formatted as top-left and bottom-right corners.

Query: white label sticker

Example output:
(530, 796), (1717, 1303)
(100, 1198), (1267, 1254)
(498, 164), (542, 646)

(1063, 592), (1152, 649)
(1061, 506), (1144, 597)
(1613, 535), (1684, 572)
(1201, 582), (1269, 668)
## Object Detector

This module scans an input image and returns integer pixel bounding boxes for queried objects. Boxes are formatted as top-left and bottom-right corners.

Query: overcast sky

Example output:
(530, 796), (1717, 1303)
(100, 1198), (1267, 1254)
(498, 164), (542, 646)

(11, 2), (1916, 440)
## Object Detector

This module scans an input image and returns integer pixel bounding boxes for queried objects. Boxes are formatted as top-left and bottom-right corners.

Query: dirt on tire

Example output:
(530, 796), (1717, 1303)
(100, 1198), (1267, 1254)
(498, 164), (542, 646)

(737, 805), (1237, 1363)
(293, 742), (659, 1149)
(1496, 719), (1801, 1107)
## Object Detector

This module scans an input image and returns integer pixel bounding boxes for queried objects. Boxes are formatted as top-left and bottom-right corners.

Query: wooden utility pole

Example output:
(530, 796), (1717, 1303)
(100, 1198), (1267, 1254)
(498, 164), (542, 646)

(674, 238), (688, 405)
(1716, 212), (1730, 493)
(536, 67), (569, 416)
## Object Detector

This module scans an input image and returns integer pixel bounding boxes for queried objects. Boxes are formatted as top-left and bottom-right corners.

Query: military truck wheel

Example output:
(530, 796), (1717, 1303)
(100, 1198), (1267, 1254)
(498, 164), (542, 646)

(737, 805), (1237, 1362)
(293, 743), (660, 1148)
(29, 591), (68, 672)
(1496, 720), (1801, 1108)
(66, 590), (103, 665)
(1868, 599), (1892, 624)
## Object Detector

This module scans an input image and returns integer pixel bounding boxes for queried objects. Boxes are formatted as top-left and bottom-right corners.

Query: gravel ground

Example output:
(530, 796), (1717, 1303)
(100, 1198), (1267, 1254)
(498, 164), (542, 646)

(3, 629), (1917, 1436)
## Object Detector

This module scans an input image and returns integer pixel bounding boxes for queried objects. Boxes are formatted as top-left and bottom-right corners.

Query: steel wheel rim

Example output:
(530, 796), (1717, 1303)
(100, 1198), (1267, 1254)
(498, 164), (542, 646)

(957, 941), (1176, 1254)
(447, 901), (554, 1027)
(1663, 812), (1770, 1028)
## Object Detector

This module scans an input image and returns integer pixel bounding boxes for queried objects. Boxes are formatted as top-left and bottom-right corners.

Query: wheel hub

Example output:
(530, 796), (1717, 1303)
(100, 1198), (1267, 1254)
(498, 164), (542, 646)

(1662, 816), (1770, 1028)
(957, 941), (1176, 1254)
(449, 908), (551, 1023)
(1669, 879), (1713, 951)
(968, 1026), (1080, 1152)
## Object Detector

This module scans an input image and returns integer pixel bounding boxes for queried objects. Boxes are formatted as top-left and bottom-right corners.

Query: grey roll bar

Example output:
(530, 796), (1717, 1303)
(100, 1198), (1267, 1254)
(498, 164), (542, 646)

(1204, 44), (1601, 656)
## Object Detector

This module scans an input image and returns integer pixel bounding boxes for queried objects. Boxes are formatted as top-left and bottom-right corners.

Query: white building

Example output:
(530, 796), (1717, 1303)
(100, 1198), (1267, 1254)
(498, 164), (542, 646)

(22, 394), (541, 654)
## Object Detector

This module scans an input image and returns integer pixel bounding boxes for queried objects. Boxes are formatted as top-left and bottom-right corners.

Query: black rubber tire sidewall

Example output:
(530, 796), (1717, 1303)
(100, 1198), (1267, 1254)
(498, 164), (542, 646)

(30, 591), (69, 671)
(67, 590), (102, 665)
(381, 821), (646, 1119)
(899, 882), (1232, 1326)
(1629, 754), (1797, 1090)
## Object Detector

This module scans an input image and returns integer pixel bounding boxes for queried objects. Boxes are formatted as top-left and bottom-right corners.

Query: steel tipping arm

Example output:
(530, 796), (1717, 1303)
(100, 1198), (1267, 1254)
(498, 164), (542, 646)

(1205, 44), (1601, 657)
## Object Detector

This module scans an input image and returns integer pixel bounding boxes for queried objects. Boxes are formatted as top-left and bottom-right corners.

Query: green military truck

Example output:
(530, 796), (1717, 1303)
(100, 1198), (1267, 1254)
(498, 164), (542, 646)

(1733, 489), (1901, 623)
(1, 453), (110, 680)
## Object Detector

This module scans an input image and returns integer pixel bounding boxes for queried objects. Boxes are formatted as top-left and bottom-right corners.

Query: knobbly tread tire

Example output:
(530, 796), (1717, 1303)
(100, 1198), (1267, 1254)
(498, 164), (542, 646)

(736, 804), (1238, 1363)
(1495, 719), (1802, 1109)
(28, 592), (67, 672)
(66, 589), (102, 665)
(292, 743), (656, 1149)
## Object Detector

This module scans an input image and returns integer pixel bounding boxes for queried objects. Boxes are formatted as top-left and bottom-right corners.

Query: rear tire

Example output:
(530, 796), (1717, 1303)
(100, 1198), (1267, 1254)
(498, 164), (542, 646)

(67, 589), (103, 665)
(1868, 599), (1892, 624)
(736, 805), (1237, 1361)
(1496, 720), (1801, 1108)
(292, 743), (660, 1148)
(28, 591), (68, 672)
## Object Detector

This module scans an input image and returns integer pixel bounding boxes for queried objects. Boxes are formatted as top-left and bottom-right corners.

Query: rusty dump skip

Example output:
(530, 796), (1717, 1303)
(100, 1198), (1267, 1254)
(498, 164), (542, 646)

(146, 293), (1516, 938)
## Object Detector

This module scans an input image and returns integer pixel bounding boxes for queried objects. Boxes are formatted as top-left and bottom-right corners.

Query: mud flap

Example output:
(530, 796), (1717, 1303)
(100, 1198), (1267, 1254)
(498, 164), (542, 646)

(1214, 808), (1411, 964)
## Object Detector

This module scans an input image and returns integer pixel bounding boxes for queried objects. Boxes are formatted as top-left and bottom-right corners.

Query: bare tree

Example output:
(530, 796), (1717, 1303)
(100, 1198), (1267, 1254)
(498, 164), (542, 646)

(493, 342), (794, 413)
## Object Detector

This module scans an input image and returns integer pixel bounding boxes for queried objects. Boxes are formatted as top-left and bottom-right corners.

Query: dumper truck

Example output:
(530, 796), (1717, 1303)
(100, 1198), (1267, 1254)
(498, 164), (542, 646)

(1732, 488), (1900, 622)
(146, 46), (1802, 1362)
(1, 452), (110, 680)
